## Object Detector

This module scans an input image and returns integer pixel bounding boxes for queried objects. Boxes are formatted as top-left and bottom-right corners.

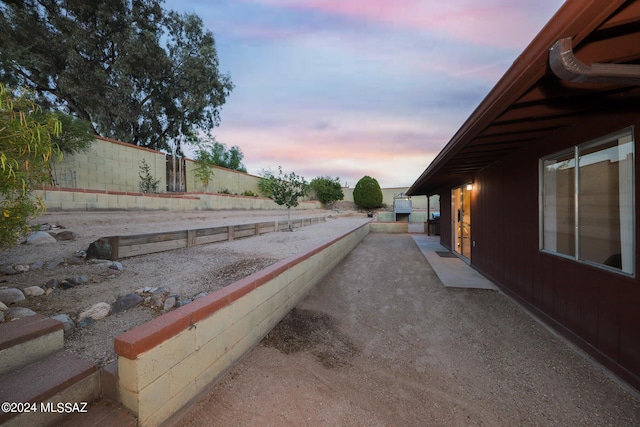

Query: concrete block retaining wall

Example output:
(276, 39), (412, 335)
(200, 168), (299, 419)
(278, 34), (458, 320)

(36, 187), (322, 212)
(113, 221), (370, 426)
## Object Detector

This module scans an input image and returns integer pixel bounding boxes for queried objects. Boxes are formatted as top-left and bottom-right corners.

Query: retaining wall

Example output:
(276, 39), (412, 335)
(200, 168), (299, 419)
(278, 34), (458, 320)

(113, 221), (370, 426)
(36, 187), (322, 212)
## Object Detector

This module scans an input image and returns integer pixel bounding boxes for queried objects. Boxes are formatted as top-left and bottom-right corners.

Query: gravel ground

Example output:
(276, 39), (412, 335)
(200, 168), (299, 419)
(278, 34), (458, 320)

(0, 209), (369, 364)
(176, 233), (640, 427)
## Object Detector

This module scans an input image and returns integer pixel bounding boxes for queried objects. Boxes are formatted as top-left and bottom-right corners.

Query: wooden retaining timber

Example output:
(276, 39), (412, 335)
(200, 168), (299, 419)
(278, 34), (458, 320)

(102, 216), (326, 260)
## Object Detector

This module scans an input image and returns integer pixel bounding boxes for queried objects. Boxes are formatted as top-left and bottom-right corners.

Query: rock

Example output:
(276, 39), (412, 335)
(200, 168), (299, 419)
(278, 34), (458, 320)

(66, 256), (84, 266)
(66, 276), (88, 287)
(47, 257), (66, 269)
(176, 299), (192, 308)
(112, 293), (143, 313)
(25, 231), (57, 245)
(58, 281), (75, 290)
(150, 293), (165, 307)
(0, 301), (7, 311)
(23, 286), (45, 297)
(86, 239), (113, 260)
(0, 266), (19, 275)
(54, 230), (77, 241)
(0, 288), (26, 305)
(0, 311), (4, 322)
(44, 278), (59, 289)
(193, 292), (207, 300)
(163, 296), (176, 312)
(4, 307), (37, 320)
(29, 260), (44, 270)
(14, 265), (29, 273)
(78, 302), (111, 322)
(51, 314), (75, 334)
(77, 317), (95, 328)
(109, 261), (123, 271)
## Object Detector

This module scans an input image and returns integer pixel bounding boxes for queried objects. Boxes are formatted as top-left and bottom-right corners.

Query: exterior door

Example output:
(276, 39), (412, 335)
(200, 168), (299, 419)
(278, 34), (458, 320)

(452, 186), (472, 259)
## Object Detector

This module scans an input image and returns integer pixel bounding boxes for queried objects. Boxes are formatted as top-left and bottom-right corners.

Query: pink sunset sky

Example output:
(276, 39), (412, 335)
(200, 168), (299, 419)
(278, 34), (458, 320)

(164, 0), (565, 188)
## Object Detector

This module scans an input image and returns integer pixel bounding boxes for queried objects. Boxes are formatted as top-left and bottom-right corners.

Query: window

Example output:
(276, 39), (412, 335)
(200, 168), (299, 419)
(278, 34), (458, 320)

(540, 128), (635, 275)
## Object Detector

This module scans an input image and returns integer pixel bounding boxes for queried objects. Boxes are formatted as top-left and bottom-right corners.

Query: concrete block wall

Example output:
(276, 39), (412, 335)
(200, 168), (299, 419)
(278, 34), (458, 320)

(186, 160), (262, 195)
(369, 222), (409, 233)
(52, 137), (165, 193)
(36, 187), (322, 212)
(113, 221), (370, 426)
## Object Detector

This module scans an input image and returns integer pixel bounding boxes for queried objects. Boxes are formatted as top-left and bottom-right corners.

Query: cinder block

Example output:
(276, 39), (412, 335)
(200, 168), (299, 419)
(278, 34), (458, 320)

(60, 201), (88, 211)
(72, 192), (98, 203)
(132, 328), (195, 390)
(195, 305), (233, 349)
(142, 382), (196, 427)
(137, 372), (171, 424)
(169, 338), (218, 393)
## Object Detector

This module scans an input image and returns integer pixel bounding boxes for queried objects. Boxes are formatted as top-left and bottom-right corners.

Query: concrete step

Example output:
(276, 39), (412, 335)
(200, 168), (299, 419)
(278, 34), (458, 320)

(0, 350), (99, 426)
(0, 314), (64, 376)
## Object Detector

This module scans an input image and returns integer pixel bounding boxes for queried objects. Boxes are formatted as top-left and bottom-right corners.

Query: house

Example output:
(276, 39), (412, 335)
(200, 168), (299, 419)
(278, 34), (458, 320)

(407, 0), (640, 390)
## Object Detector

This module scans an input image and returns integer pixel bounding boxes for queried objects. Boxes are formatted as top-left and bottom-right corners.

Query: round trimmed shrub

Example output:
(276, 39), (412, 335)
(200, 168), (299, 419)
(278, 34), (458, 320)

(353, 176), (383, 210)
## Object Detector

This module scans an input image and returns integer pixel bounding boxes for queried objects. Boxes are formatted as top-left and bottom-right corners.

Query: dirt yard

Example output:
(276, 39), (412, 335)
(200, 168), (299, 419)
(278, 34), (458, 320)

(0, 209), (368, 365)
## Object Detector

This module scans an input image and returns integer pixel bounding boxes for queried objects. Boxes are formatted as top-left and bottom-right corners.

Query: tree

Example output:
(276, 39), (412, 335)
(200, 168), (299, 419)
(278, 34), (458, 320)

(258, 167), (308, 230)
(1, 83), (61, 249)
(194, 136), (247, 172)
(0, 0), (233, 153)
(353, 176), (383, 212)
(309, 175), (343, 207)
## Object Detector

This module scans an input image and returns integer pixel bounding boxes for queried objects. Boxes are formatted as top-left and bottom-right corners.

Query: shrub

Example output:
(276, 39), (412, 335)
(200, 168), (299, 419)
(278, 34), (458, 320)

(309, 176), (344, 206)
(353, 176), (383, 210)
(139, 159), (160, 193)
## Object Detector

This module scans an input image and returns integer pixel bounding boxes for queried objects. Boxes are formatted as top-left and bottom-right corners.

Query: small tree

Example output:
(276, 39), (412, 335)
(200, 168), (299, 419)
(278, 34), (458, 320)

(139, 159), (160, 193)
(309, 176), (344, 207)
(193, 147), (216, 191)
(259, 166), (308, 230)
(1, 83), (62, 249)
(353, 176), (383, 213)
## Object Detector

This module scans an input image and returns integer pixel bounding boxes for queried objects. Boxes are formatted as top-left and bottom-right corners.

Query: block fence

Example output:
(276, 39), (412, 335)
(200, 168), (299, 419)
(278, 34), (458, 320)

(113, 221), (371, 426)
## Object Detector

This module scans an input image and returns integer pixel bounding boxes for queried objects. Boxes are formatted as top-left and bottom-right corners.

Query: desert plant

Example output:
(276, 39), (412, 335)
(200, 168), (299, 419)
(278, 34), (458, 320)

(139, 159), (160, 193)
(353, 176), (383, 212)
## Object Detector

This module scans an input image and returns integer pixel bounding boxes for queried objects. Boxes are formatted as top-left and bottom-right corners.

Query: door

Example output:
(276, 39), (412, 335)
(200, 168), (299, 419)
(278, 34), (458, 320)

(451, 186), (472, 259)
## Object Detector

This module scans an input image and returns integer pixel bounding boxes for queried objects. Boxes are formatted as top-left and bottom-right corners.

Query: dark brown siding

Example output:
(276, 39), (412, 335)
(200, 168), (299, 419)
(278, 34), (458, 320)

(440, 112), (640, 389)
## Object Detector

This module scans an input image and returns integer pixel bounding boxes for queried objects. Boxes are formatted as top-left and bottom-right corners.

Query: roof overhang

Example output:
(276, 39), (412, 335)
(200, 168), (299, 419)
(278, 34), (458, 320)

(407, 0), (640, 196)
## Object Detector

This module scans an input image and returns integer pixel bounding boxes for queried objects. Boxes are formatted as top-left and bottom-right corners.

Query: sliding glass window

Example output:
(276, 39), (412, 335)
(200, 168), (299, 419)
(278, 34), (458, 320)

(540, 128), (635, 275)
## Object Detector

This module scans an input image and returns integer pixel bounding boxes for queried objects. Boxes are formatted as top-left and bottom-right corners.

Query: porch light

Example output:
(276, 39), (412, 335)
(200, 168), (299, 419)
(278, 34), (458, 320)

(466, 183), (473, 191)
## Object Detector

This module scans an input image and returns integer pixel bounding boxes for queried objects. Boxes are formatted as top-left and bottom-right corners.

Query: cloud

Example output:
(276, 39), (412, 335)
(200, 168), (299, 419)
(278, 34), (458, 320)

(244, 0), (563, 49)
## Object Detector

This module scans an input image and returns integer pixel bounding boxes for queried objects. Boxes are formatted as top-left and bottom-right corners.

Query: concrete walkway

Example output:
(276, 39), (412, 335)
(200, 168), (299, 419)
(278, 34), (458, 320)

(176, 232), (640, 426)
(412, 234), (498, 291)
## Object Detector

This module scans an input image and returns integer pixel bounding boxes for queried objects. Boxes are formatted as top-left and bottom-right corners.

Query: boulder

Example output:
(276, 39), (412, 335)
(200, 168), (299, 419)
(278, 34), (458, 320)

(54, 230), (77, 241)
(163, 296), (176, 312)
(47, 257), (66, 269)
(0, 288), (26, 305)
(25, 231), (57, 245)
(23, 286), (45, 297)
(51, 314), (76, 334)
(78, 302), (111, 322)
(86, 239), (113, 260)
(0, 301), (7, 311)
(4, 307), (37, 320)
(112, 293), (143, 313)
